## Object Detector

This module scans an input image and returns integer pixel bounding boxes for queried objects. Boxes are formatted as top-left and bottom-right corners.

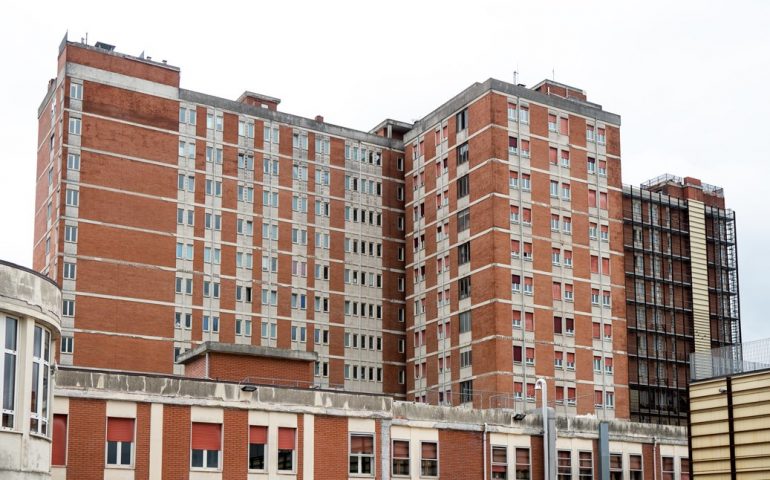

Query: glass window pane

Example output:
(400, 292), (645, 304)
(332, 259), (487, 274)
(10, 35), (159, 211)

(107, 441), (118, 464)
(191, 449), (204, 467)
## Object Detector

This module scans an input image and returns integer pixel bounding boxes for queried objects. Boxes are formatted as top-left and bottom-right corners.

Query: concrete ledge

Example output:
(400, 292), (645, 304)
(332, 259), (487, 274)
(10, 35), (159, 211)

(176, 341), (317, 364)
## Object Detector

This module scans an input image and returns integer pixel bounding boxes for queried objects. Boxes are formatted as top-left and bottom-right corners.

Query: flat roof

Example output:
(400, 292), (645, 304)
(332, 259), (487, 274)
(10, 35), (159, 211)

(176, 341), (317, 364)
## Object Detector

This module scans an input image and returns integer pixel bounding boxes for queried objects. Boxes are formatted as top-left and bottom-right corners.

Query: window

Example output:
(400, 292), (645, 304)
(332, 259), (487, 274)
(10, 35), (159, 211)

(516, 448), (530, 479)
(629, 454), (643, 480)
(680, 458), (691, 480)
(457, 208), (470, 232)
(30, 325), (51, 435)
(421, 441), (438, 477)
(191, 422), (221, 469)
(2, 316), (19, 428)
(557, 450), (571, 480)
(458, 242), (471, 265)
(68, 117), (81, 135)
(548, 114), (558, 132)
(278, 427), (296, 472)
(460, 380), (473, 404)
(52, 414), (67, 465)
(607, 454), (623, 479)
(492, 446), (507, 479)
(67, 153), (80, 170)
(658, 457), (678, 480)
(508, 136), (518, 154)
(457, 174), (469, 198)
(106, 417), (135, 466)
(65, 189), (79, 207)
(457, 142), (469, 165)
(460, 349), (472, 368)
(459, 311), (472, 333)
(349, 434), (374, 475)
(519, 105), (529, 123)
(392, 440), (410, 476)
(64, 225), (77, 242)
(579, 452), (593, 478)
(70, 82), (83, 100)
(456, 109), (468, 132)
(249, 425), (267, 470)
(458, 276), (471, 300)
(60, 336), (73, 354)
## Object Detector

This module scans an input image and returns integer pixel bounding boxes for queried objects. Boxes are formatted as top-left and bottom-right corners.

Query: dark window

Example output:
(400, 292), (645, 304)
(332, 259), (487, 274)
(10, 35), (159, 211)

(457, 174), (470, 198)
(457, 142), (469, 165)
(459, 311), (472, 333)
(456, 109), (468, 132)
(458, 242), (471, 265)
(458, 276), (471, 300)
(460, 380), (473, 403)
(457, 208), (470, 232)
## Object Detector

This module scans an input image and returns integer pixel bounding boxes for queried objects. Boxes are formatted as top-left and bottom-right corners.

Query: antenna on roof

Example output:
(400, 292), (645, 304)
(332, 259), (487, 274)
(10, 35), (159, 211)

(513, 66), (518, 85)
(552, 67), (555, 81)
(85, 32), (88, 45)
(139, 50), (145, 59)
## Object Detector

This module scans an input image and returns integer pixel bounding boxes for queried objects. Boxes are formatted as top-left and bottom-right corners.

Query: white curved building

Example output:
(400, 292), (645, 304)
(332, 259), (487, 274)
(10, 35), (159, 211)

(0, 260), (61, 480)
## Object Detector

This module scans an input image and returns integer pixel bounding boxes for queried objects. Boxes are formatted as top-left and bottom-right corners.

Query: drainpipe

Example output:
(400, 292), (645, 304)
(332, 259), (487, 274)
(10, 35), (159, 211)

(535, 378), (549, 480)
(483, 422), (488, 480)
(653, 436), (658, 480)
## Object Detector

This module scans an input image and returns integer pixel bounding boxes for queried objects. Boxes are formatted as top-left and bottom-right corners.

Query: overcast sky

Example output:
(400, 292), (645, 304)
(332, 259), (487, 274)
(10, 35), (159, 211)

(1, 1), (768, 340)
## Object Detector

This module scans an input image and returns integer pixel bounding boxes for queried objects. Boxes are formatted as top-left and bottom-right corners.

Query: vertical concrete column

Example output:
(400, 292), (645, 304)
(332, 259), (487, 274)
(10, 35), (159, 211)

(688, 200), (712, 377)
(149, 403), (163, 480)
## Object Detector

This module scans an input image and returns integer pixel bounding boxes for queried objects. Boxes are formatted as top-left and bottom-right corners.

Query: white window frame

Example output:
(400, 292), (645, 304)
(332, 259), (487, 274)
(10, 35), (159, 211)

(30, 325), (52, 436)
(1, 316), (18, 429)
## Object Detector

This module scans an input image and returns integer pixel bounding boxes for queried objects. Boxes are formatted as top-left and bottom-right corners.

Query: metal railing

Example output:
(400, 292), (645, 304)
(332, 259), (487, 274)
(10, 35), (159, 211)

(690, 338), (770, 381)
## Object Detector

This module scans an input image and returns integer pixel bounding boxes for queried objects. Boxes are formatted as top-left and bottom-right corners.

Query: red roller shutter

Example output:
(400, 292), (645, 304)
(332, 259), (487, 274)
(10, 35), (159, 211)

(191, 422), (221, 450)
(250, 425), (267, 444)
(278, 427), (295, 450)
(107, 417), (135, 442)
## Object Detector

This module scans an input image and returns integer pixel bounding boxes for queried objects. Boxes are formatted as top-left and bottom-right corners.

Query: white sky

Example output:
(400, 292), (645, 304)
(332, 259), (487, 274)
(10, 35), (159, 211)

(1, 1), (768, 340)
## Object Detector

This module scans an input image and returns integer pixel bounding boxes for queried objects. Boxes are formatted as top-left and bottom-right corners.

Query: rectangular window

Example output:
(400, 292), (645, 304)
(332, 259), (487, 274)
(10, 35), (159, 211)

(349, 434), (374, 475)
(421, 441), (438, 477)
(458, 242), (471, 265)
(516, 448), (531, 479)
(392, 439), (410, 476)
(457, 142), (469, 165)
(662, 457), (675, 480)
(629, 454), (643, 480)
(249, 425), (267, 470)
(609, 454), (623, 480)
(2, 316), (19, 428)
(65, 189), (79, 207)
(64, 225), (78, 243)
(70, 82), (83, 100)
(106, 417), (135, 466)
(67, 153), (80, 170)
(68, 117), (81, 135)
(579, 452), (593, 478)
(456, 109), (468, 132)
(191, 422), (221, 469)
(492, 446), (507, 479)
(457, 174), (470, 198)
(557, 450), (571, 479)
(458, 276), (471, 300)
(30, 325), (51, 435)
(277, 427), (296, 472)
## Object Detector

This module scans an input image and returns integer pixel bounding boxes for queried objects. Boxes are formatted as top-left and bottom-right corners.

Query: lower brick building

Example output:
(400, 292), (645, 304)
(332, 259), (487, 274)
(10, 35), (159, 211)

(50, 366), (690, 480)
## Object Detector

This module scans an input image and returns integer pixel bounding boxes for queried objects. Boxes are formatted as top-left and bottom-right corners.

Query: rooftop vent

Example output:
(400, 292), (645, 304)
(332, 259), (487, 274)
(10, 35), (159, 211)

(94, 41), (116, 52)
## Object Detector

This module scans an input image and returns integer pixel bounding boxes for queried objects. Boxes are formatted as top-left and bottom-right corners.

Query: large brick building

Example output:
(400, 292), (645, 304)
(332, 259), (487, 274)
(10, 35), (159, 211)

(33, 34), (738, 435)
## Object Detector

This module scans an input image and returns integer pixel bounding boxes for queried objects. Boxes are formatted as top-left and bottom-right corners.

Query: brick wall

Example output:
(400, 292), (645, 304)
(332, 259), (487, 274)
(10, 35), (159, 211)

(66, 398), (106, 480)
(314, 415), (348, 479)
(439, 429), (483, 479)
(162, 404), (190, 479)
